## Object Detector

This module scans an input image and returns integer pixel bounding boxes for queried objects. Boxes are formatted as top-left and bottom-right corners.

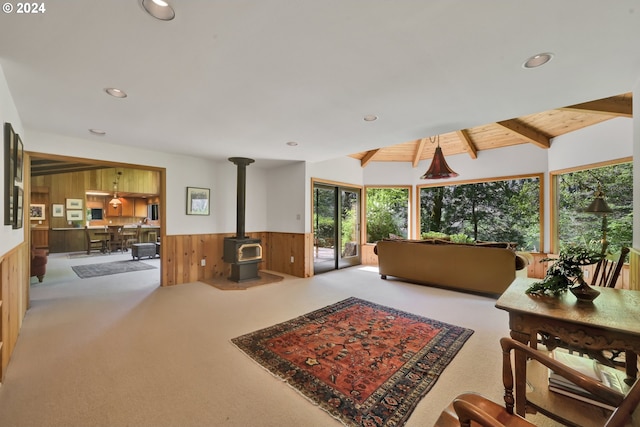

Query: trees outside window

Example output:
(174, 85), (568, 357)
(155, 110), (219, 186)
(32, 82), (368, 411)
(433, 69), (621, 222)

(365, 187), (410, 243)
(555, 161), (632, 254)
(419, 175), (542, 251)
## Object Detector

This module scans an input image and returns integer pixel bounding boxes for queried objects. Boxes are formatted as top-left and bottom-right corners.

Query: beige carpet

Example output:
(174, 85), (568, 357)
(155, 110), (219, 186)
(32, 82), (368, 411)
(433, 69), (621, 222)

(0, 256), (561, 427)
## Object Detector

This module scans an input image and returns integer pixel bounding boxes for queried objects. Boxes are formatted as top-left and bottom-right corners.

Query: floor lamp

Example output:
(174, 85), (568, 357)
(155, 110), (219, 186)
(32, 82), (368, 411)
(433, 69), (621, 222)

(584, 183), (613, 254)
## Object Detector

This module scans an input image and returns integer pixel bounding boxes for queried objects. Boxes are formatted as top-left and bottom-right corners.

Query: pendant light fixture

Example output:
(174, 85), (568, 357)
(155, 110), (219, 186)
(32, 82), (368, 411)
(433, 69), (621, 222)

(420, 135), (459, 179)
(583, 182), (613, 252)
(109, 171), (123, 208)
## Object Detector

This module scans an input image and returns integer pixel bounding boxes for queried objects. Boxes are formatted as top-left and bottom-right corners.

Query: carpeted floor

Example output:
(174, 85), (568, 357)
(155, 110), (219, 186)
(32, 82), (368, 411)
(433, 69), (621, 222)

(232, 297), (473, 427)
(1, 255), (562, 427)
(71, 260), (157, 278)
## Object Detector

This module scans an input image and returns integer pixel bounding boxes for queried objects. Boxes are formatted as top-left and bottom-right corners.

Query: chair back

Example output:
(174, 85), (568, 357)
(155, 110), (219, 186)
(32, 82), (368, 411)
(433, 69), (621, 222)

(605, 377), (640, 427)
(591, 247), (630, 288)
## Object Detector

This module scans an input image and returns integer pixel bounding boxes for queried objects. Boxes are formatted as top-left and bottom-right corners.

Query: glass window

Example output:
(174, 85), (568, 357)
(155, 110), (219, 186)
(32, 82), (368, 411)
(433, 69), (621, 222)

(365, 187), (410, 243)
(555, 161), (632, 254)
(419, 175), (542, 251)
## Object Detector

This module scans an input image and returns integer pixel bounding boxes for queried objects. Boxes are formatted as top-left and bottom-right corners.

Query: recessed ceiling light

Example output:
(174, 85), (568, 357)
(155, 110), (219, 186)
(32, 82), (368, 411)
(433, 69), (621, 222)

(105, 88), (127, 98)
(89, 129), (106, 136)
(363, 115), (378, 122)
(286, 141), (299, 146)
(141, 0), (175, 21)
(523, 52), (554, 69)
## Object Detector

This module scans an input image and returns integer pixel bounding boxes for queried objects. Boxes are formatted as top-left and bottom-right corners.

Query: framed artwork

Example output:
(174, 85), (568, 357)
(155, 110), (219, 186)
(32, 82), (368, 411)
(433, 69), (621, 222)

(30, 203), (46, 220)
(13, 186), (23, 229)
(66, 198), (83, 209)
(66, 210), (83, 221)
(52, 204), (64, 217)
(186, 187), (210, 215)
(14, 133), (23, 183)
(4, 122), (15, 226)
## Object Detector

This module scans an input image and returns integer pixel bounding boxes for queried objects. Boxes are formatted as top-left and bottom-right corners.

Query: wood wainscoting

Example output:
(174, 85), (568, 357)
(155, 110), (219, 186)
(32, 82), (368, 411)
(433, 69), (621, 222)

(161, 232), (312, 286)
(0, 242), (30, 383)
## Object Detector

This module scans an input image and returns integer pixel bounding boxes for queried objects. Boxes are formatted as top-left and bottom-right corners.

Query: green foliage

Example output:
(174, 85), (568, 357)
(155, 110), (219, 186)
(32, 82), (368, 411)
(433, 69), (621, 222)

(366, 188), (408, 242)
(421, 231), (449, 239)
(449, 233), (474, 244)
(526, 245), (603, 296)
(420, 177), (540, 250)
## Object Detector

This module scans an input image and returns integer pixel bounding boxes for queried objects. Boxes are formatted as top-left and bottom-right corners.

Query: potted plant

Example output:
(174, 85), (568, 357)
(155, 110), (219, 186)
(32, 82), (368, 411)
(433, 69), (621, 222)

(526, 244), (603, 300)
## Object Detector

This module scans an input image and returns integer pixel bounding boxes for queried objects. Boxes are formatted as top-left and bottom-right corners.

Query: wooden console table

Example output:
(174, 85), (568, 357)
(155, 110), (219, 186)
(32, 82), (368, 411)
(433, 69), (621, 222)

(496, 278), (640, 419)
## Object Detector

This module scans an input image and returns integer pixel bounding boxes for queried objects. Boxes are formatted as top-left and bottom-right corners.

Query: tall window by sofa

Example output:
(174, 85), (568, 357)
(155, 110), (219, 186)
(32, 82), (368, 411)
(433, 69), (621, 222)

(418, 174), (542, 251)
(553, 160), (632, 254)
(365, 187), (410, 243)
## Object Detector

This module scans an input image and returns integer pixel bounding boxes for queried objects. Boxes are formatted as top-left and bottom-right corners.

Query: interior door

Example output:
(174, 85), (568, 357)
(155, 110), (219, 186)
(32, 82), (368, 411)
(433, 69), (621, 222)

(313, 183), (361, 274)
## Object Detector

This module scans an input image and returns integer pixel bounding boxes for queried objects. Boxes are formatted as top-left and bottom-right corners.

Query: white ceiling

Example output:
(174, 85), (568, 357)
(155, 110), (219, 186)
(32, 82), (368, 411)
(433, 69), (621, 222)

(1, 1), (640, 166)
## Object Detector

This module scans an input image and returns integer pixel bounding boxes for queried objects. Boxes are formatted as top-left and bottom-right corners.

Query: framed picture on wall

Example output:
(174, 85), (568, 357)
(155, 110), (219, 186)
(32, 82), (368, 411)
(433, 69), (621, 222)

(66, 210), (83, 221)
(66, 198), (83, 209)
(30, 203), (46, 220)
(186, 187), (210, 215)
(14, 133), (23, 183)
(52, 204), (64, 217)
(13, 186), (23, 229)
(4, 122), (15, 226)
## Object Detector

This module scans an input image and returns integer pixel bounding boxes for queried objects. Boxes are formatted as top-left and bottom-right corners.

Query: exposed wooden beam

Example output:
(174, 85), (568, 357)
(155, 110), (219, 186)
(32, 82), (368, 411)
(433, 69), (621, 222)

(455, 130), (477, 159)
(361, 149), (380, 167)
(560, 97), (632, 118)
(412, 138), (427, 168)
(495, 119), (550, 149)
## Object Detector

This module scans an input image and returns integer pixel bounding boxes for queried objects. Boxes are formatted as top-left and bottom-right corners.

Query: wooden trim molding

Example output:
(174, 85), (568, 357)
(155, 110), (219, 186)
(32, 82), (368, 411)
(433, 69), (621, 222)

(630, 248), (640, 291)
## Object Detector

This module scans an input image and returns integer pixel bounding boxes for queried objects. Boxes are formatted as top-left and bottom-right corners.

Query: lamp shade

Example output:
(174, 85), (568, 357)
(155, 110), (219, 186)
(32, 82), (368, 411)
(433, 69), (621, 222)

(584, 186), (612, 215)
(584, 197), (612, 215)
(109, 197), (122, 208)
(420, 147), (459, 179)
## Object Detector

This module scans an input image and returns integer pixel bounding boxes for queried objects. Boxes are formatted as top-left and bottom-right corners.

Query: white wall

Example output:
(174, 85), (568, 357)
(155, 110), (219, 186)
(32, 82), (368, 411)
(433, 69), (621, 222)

(634, 83), (640, 249)
(267, 162), (306, 233)
(548, 117), (633, 171)
(0, 66), (25, 255)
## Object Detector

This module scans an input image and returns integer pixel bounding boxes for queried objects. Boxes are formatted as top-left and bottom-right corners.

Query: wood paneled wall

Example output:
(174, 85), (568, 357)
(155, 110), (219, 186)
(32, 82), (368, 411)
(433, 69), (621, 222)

(31, 167), (160, 230)
(0, 242), (29, 383)
(161, 232), (312, 286)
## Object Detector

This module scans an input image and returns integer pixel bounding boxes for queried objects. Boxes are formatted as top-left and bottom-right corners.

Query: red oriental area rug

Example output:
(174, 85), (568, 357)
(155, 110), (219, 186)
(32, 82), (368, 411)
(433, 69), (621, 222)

(231, 297), (473, 427)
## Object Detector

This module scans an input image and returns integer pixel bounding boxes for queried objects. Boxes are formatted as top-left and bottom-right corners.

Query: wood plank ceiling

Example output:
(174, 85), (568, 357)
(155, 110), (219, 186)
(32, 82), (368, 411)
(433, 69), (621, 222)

(349, 93), (632, 167)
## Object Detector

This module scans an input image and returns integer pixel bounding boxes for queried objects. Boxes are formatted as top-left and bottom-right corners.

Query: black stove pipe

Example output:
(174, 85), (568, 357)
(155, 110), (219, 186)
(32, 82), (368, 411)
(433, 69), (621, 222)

(229, 157), (254, 239)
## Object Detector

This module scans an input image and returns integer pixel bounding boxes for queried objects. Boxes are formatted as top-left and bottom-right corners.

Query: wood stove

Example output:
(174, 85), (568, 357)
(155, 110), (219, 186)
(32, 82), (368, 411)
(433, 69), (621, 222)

(223, 157), (263, 282)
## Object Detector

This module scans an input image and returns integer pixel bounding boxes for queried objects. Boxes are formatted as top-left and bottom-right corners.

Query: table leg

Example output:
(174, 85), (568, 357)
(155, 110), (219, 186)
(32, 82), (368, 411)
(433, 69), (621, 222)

(510, 329), (530, 417)
(625, 351), (637, 386)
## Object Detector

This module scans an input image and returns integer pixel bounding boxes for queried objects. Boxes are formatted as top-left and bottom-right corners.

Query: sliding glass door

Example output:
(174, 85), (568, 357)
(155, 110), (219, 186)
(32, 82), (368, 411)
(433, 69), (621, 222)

(313, 183), (361, 274)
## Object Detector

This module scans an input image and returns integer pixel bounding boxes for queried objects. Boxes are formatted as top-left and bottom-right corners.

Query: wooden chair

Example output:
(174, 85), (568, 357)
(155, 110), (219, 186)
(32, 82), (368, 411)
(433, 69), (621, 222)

(109, 227), (126, 253)
(84, 226), (108, 254)
(434, 337), (640, 427)
(591, 247), (630, 288)
(124, 225), (141, 250)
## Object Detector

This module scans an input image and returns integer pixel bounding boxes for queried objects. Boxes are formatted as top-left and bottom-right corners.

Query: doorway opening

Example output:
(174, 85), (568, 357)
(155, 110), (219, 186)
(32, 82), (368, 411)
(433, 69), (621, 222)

(313, 181), (361, 274)
(26, 152), (166, 285)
